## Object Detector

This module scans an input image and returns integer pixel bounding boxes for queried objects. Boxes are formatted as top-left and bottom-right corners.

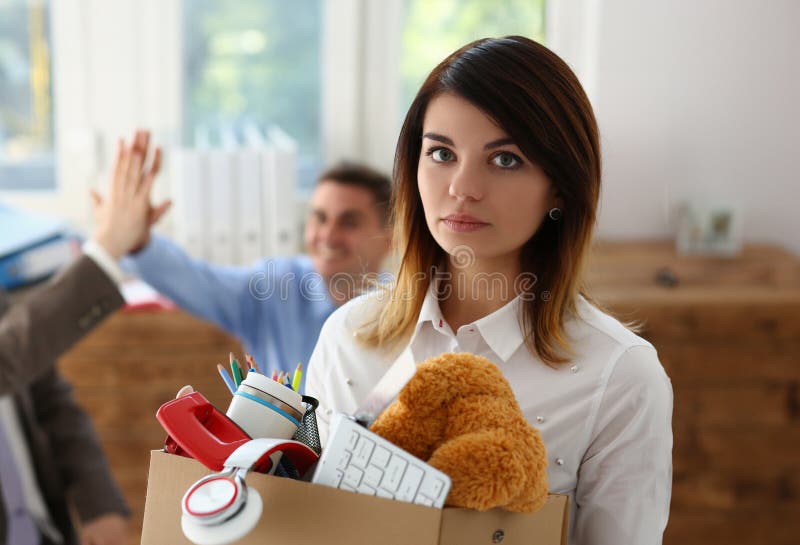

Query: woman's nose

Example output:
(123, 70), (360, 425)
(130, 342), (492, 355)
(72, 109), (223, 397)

(448, 164), (484, 201)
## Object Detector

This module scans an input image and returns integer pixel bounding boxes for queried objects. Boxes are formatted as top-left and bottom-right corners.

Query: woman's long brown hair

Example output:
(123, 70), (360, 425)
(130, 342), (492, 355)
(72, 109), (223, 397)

(358, 36), (602, 366)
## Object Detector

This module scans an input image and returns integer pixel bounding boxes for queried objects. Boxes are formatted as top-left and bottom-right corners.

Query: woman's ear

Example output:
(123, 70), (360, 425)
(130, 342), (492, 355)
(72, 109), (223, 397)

(549, 185), (564, 211)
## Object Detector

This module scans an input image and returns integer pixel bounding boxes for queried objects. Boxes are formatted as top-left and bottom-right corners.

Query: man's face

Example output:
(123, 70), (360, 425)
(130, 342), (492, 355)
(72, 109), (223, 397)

(304, 180), (391, 282)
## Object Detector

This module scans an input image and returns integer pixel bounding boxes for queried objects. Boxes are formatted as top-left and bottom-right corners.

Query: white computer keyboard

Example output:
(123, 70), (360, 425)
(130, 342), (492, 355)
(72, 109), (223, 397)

(311, 413), (451, 508)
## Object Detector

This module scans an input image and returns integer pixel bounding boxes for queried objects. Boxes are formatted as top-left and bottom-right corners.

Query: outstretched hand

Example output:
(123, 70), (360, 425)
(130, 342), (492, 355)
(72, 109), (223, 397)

(90, 129), (171, 259)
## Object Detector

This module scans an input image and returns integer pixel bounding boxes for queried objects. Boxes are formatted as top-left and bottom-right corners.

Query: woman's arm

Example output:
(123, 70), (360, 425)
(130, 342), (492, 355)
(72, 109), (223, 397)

(573, 345), (673, 545)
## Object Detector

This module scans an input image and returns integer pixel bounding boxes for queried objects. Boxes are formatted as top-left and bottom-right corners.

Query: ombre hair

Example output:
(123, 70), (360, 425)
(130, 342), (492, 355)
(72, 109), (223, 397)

(358, 36), (602, 366)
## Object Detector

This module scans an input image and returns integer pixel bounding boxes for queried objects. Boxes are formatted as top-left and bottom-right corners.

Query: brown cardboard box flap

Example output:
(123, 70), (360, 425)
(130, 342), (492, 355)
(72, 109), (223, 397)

(141, 451), (568, 545)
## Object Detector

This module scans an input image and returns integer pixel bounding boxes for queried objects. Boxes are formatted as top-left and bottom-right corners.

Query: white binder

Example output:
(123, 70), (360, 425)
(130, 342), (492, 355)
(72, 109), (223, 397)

(170, 148), (209, 259)
(236, 148), (264, 265)
(265, 126), (298, 257)
(207, 149), (237, 264)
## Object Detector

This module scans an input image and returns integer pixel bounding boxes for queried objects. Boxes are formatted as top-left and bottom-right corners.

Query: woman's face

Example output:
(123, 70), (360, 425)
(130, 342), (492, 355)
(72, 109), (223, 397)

(417, 92), (559, 268)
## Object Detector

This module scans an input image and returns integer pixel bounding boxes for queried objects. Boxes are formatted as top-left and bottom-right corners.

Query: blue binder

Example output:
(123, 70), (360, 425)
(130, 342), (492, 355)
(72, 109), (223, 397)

(0, 205), (73, 289)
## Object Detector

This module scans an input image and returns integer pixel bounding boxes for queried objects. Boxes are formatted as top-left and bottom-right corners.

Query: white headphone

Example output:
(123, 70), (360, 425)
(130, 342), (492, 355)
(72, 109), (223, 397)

(180, 438), (317, 545)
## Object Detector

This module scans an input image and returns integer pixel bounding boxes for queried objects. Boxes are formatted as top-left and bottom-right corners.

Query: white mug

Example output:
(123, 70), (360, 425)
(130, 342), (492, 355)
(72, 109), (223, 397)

(226, 373), (304, 440)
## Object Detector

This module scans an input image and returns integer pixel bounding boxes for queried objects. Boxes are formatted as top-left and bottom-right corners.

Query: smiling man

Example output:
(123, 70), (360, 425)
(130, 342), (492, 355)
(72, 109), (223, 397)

(114, 157), (393, 385)
(303, 163), (393, 304)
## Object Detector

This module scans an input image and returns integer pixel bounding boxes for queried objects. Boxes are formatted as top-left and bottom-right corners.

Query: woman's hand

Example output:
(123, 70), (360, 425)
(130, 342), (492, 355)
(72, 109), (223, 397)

(90, 129), (172, 259)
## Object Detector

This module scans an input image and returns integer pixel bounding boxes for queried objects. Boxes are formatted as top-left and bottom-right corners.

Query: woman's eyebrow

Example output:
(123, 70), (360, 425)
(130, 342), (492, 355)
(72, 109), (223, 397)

(422, 133), (515, 150)
(484, 137), (515, 150)
(422, 132), (454, 146)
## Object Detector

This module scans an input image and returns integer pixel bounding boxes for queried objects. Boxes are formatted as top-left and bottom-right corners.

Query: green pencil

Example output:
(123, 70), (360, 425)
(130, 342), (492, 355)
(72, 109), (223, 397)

(230, 352), (243, 387)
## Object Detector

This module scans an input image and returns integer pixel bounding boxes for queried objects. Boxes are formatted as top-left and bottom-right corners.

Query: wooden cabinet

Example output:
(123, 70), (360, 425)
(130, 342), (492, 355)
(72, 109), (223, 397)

(59, 241), (800, 545)
(587, 241), (800, 545)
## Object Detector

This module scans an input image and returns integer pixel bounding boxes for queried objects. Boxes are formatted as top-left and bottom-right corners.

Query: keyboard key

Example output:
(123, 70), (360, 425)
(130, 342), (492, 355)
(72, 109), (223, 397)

(376, 488), (394, 499)
(352, 436), (375, 468)
(420, 477), (446, 500)
(363, 465), (383, 489)
(316, 468), (343, 488)
(396, 464), (424, 502)
(383, 456), (407, 493)
(343, 465), (363, 489)
(335, 450), (352, 471)
(415, 494), (434, 507)
(371, 446), (391, 469)
(341, 483), (356, 492)
(346, 429), (359, 450)
(357, 482), (376, 495)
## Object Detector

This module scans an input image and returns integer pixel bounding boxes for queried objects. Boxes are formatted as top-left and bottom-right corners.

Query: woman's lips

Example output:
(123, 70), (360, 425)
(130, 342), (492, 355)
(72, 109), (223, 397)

(441, 214), (490, 233)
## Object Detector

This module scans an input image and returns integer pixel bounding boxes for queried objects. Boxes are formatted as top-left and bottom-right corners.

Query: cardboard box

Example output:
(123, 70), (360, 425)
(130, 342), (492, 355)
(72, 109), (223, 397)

(141, 451), (568, 545)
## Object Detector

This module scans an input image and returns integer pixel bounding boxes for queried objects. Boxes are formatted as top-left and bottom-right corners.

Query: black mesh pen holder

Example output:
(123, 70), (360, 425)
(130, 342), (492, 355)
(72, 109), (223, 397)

(274, 395), (322, 479)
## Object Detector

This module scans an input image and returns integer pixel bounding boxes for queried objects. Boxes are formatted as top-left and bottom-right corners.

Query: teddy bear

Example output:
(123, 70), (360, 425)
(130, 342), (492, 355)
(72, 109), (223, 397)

(369, 352), (548, 513)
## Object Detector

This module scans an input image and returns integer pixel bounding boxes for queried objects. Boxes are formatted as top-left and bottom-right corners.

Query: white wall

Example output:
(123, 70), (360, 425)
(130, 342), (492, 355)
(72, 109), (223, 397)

(589, 0), (800, 254)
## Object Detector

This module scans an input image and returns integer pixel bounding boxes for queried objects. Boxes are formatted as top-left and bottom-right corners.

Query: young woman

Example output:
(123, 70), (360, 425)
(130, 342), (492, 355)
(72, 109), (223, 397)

(307, 36), (672, 545)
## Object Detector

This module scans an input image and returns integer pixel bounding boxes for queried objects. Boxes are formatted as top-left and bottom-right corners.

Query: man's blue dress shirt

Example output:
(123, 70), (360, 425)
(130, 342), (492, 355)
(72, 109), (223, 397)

(123, 236), (337, 393)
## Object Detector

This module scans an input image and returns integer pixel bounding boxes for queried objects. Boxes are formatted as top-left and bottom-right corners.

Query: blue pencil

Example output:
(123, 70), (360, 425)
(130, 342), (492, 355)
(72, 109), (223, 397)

(216, 364), (236, 394)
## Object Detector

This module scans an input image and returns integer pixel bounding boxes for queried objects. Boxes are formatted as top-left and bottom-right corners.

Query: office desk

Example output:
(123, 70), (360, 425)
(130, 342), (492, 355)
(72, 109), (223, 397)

(59, 241), (800, 545)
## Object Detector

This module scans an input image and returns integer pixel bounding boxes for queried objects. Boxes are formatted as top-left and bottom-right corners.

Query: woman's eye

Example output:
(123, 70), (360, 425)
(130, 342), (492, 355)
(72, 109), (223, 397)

(429, 148), (455, 162)
(492, 152), (522, 169)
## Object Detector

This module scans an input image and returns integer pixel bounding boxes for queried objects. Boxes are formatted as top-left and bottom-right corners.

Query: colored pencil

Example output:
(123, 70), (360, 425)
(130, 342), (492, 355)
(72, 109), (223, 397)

(246, 353), (264, 375)
(216, 364), (236, 394)
(291, 363), (303, 392)
(230, 352), (243, 387)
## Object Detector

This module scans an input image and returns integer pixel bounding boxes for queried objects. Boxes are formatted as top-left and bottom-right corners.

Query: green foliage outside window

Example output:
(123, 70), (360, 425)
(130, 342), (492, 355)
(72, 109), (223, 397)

(401, 0), (546, 111)
(183, 0), (321, 159)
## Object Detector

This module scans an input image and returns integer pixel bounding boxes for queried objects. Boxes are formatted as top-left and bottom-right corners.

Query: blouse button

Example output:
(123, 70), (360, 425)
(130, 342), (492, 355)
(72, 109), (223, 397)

(326, 408), (333, 415)
(570, 365), (579, 373)
(346, 378), (353, 386)
(555, 458), (564, 466)
(536, 416), (545, 424)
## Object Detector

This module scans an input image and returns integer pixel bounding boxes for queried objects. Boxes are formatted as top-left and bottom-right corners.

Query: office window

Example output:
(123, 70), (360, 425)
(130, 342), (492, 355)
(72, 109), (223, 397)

(182, 0), (322, 189)
(401, 0), (547, 110)
(0, 0), (55, 190)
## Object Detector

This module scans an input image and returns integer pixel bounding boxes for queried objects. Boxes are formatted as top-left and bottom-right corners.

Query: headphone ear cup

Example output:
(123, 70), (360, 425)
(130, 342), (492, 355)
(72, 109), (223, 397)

(181, 487), (263, 545)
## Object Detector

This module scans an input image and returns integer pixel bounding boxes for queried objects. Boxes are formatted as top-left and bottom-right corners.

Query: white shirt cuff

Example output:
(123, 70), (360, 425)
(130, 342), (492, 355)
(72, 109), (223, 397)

(82, 239), (126, 286)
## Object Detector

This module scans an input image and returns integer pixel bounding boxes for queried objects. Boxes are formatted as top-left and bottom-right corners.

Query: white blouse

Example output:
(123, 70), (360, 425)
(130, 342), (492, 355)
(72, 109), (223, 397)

(306, 283), (673, 545)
